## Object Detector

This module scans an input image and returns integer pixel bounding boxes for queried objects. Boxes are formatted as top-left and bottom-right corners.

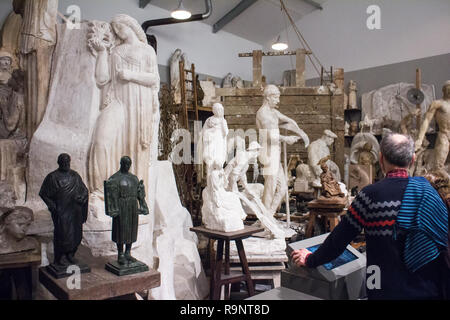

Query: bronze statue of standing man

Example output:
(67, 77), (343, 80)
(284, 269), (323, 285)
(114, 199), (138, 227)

(104, 156), (149, 276)
(39, 153), (90, 278)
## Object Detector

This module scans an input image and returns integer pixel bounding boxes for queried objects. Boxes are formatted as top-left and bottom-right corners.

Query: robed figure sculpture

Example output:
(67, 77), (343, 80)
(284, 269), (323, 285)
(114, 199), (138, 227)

(39, 153), (90, 278)
(104, 156), (149, 276)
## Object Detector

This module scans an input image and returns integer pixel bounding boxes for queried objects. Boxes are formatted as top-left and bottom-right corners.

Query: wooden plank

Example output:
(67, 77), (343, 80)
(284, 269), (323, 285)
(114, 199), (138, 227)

(226, 114), (331, 126)
(38, 253), (160, 300)
(216, 87), (336, 97)
(239, 49), (311, 57)
(295, 49), (306, 87)
(224, 104), (332, 116)
(252, 50), (263, 87)
(190, 225), (264, 240)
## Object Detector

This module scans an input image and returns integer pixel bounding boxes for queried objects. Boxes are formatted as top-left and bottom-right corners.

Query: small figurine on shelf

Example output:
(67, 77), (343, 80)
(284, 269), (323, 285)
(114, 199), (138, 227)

(39, 153), (90, 278)
(317, 156), (345, 202)
(104, 156), (149, 276)
(347, 80), (358, 110)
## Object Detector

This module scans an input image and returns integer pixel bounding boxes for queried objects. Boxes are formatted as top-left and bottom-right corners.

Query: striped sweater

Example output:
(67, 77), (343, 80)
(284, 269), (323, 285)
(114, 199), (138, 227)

(306, 171), (448, 300)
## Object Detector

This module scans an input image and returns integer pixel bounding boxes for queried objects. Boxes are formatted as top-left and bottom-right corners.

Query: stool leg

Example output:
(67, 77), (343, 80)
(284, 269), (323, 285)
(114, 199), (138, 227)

(224, 240), (230, 300)
(329, 216), (339, 231)
(212, 239), (224, 300)
(306, 213), (316, 238)
(235, 239), (255, 297)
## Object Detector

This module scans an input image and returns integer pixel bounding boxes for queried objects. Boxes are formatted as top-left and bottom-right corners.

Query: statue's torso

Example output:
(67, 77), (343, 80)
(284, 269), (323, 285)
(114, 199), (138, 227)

(435, 100), (450, 135)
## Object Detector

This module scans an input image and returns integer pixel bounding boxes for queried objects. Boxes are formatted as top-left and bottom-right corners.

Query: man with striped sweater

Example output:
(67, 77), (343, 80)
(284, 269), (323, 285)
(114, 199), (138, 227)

(292, 133), (448, 299)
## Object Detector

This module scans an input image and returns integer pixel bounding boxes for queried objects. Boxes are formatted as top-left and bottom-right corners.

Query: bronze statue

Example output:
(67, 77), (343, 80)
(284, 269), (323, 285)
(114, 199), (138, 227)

(104, 156), (149, 276)
(39, 153), (90, 278)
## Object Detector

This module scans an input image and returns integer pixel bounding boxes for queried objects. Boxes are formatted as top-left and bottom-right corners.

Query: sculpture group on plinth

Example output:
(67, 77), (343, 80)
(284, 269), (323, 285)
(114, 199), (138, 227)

(39, 154), (90, 279)
(104, 156), (150, 276)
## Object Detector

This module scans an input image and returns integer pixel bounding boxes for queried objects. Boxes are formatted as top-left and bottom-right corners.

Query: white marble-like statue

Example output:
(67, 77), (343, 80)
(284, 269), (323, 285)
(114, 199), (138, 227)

(197, 103), (228, 171)
(170, 48), (182, 104)
(87, 14), (160, 195)
(415, 81), (450, 170)
(307, 130), (341, 187)
(256, 85), (309, 214)
(201, 164), (246, 232)
(231, 76), (244, 89)
(224, 141), (293, 239)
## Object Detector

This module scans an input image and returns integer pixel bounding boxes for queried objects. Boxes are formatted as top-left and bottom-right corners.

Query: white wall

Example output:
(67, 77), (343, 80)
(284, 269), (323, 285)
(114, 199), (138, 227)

(263, 0), (450, 84)
(56, 0), (260, 81)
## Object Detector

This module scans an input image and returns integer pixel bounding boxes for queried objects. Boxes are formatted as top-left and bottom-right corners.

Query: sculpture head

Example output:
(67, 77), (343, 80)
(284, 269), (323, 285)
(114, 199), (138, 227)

(349, 80), (357, 91)
(443, 80), (450, 100)
(111, 14), (147, 44)
(263, 85), (280, 108)
(247, 141), (262, 161)
(322, 130), (337, 146)
(120, 156), (132, 173)
(0, 53), (12, 72)
(0, 207), (33, 241)
(57, 153), (71, 173)
(379, 133), (415, 174)
(212, 103), (224, 118)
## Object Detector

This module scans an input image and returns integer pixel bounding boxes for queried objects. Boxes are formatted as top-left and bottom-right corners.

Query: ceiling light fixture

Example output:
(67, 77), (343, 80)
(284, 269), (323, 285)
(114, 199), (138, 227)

(272, 35), (288, 51)
(171, 0), (192, 20)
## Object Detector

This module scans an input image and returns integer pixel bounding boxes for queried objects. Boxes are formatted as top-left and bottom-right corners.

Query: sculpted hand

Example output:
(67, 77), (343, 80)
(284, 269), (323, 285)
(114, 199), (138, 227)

(283, 136), (300, 145)
(89, 38), (106, 52)
(291, 249), (312, 267)
(118, 69), (133, 81)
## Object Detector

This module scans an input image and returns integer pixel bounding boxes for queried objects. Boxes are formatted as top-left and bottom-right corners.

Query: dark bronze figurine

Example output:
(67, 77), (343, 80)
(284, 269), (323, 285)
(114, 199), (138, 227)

(104, 156), (149, 276)
(39, 153), (90, 278)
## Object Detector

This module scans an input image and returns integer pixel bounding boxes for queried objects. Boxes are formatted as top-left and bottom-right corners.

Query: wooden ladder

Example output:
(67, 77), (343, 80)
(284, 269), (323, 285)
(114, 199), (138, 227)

(179, 60), (199, 129)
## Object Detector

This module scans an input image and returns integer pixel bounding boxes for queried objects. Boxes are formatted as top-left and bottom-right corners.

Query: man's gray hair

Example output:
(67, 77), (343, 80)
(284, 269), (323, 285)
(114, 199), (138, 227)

(380, 133), (415, 167)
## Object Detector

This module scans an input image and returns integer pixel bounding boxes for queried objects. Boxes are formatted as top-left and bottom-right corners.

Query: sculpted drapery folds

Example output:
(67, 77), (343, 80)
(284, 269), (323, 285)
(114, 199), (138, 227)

(87, 15), (160, 195)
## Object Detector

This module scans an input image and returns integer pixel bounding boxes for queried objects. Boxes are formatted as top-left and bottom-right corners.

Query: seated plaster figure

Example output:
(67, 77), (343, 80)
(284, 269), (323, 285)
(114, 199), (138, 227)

(201, 164), (246, 232)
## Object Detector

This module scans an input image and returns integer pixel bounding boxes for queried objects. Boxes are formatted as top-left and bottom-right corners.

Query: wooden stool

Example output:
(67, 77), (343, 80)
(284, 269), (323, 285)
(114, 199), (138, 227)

(305, 199), (346, 238)
(190, 225), (264, 300)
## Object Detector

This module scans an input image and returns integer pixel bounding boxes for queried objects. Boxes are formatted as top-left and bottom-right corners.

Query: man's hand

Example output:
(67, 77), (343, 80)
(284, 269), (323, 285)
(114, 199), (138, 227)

(291, 248), (312, 267)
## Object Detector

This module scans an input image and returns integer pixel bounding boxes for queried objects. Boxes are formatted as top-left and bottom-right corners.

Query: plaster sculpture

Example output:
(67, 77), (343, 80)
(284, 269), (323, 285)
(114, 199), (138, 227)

(199, 80), (219, 107)
(197, 103), (228, 171)
(344, 122), (350, 136)
(224, 141), (292, 239)
(256, 85), (309, 214)
(39, 153), (90, 278)
(349, 164), (372, 194)
(349, 132), (380, 165)
(222, 73), (233, 88)
(201, 164), (246, 232)
(361, 83), (435, 135)
(170, 48), (182, 104)
(0, 181), (36, 255)
(307, 130), (341, 187)
(415, 81), (450, 170)
(150, 161), (208, 300)
(104, 156), (149, 276)
(294, 162), (315, 193)
(88, 15), (160, 195)
(232, 76), (244, 89)
(347, 80), (358, 109)
(0, 11), (23, 69)
(13, 0), (58, 140)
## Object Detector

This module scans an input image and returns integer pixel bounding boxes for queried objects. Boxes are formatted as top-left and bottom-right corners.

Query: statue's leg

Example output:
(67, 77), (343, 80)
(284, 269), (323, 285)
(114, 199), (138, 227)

(262, 174), (276, 212)
(270, 167), (287, 213)
(117, 243), (126, 265)
(125, 244), (137, 263)
(66, 250), (78, 265)
(433, 133), (449, 170)
(54, 247), (63, 266)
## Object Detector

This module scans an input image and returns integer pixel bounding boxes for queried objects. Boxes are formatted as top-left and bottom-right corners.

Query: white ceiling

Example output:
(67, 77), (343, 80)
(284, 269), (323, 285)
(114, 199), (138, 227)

(147, 0), (327, 46)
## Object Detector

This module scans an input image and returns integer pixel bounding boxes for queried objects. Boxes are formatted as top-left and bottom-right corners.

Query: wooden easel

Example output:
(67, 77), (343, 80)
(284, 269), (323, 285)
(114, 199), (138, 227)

(238, 49), (311, 88)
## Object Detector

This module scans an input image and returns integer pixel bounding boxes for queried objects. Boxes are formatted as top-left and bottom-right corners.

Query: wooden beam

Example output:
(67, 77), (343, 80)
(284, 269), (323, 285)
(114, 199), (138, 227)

(239, 49), (311, 57)
(252, 50), (263, 88)
(213, 0), (258, 33)
(300, 0), (323, 10)
(139, 0), (152, 9)
(295, 49), (305, 87)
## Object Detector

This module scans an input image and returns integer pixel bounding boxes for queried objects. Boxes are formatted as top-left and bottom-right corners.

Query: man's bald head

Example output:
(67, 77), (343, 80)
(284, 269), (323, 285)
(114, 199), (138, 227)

(380, 133), (414, 168)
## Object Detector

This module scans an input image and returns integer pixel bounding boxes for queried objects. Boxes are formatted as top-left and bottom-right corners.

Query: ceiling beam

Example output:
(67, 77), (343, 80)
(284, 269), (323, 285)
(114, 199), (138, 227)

(139, 0), (152, 9)
(300, 0), (323, 10)
(213, 0), (258, 33)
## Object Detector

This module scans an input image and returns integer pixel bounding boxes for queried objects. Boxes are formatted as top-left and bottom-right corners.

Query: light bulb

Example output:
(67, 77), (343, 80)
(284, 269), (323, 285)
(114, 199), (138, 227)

(171, 1), (192, 20)
(271, 35), (288, 51)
